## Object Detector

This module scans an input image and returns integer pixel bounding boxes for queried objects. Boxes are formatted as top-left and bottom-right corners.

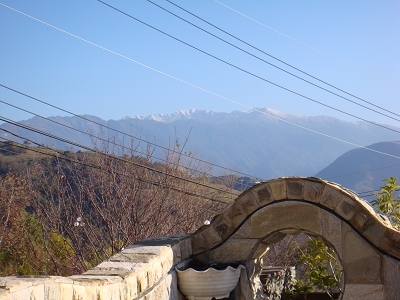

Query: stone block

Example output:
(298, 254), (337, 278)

(212, 214), (235, 240)
(172, 243), (182, 265)
(379, 228), (400, 259)
(0, 277), (32, 293)
(362, 221), (388, 247)
(303, 180), (324, 203)
(44, 282), (62, 300)
(152, 259), (163, 285)
(161, 255), (173, 275)
(223, 203), (249, 229)
(192, 226), (218, 254)
(57, 279), (73, 300)
(320, 210), (343, 258)
(287, 179), (304, 200)
(121, 274), (138, 299)
(71, 283), (86, 300)
(350, 207), (373, 232)
(251, 183), (274, 206)
(92, 261), (146, 272)
(342, 223), (382, 284)
(320, 186), (343, 210)
(130, 234), (190, 248)
(233, 202), (322, 239)
(268, 180), (287, 200)
(89, 282), (122, 300)
(179, 236), (192, 260)
(343, 284), (384, 300)
(0, 290), (11, 300)
(208, 238), (258, 264)
(237, 191), (260, 214)
(137, 270), (148, 293)
(335, 195), (359, 220)
(383, 255), (400, 299)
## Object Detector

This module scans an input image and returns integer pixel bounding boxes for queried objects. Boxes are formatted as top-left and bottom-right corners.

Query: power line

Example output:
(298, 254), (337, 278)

(0, 99), (247, 187)
(325, 164), (400, 180)
(213, 0), (400, 86)
(0, 115), (238, 198)
(0, 137), (229, 210)
(1, 136), (395, 204)
(96, 0), (400, 134)
(0, 133), (232, 204)
(0, 85), (259, 181)
(0, 5), (399, 160)
(3, 96), (399, 190)
(148, 0), (400, 122)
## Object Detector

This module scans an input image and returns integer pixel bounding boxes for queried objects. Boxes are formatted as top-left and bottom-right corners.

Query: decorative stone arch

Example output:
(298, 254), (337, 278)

(191, 177), (400, 299)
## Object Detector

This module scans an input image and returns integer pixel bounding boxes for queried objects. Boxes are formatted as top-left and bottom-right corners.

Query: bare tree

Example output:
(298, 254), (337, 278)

(21, 136), (232, 275)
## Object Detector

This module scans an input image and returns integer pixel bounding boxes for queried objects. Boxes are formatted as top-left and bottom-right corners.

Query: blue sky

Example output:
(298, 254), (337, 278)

(0, 0), (399, 126)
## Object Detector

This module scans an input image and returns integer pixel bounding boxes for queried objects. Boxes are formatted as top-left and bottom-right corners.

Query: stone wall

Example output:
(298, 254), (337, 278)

(0, 235), (192, 300)
(2, 177), (400, 300)
(191, 177), (400, 300)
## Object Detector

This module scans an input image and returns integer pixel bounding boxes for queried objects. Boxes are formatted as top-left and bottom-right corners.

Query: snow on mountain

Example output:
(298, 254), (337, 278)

(126, 108), (289, 123)
(2, 108), (399, 180)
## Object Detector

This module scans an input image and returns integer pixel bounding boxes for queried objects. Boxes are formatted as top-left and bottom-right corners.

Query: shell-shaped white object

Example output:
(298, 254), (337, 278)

(176, 265), (244, 300)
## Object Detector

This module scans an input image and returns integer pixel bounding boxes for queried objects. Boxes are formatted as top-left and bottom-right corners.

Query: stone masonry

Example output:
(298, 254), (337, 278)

(0, 235), (191, 300)
(1, 177), (399, 300)
(191, 177), (400, 299)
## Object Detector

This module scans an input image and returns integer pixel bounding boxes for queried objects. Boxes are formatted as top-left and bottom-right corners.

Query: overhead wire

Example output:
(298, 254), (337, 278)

(0, 98), (250, 187)
(213, 0), (400, 86)
(2, 95), (399, 190)
(0, 5), (399, 160)
(95, 0), (400, 134)
(0, 85), (259, 181)
(148, 0), (400, 122)
(0, 137), (396, 203)
(0, 132), (232, 205)
(3, 1), (396, 216)
(0, 115), (238, 199)
(325, 163), (400, 180)
(0, 137), (230, 213)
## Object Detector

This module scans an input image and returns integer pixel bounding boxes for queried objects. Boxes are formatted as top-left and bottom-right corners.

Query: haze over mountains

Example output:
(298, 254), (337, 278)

(315, 141), (400, 194)
(1, 108), (399, 191)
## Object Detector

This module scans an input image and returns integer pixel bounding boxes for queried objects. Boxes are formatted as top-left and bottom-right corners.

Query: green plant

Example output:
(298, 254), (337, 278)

(292, 237), (342, 299)
(371, 177), (400, 227)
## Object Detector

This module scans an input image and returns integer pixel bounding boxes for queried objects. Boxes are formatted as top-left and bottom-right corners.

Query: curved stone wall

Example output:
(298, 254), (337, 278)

(191, 177), (400, 299)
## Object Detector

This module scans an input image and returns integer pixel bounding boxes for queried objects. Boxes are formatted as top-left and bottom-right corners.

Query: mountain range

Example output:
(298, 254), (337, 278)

(1, 108), (399, 192)
(315, 141), (400, 194)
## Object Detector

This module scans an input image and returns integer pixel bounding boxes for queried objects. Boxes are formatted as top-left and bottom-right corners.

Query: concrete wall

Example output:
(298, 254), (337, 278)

(0, 235), (191, 300)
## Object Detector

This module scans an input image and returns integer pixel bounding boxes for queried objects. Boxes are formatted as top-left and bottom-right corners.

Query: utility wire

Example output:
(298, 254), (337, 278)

(0, 5), (399, 160)
(0, 85), (259, 181)
(0, 132), (232, 204)
(0, 136), (229, 210)
(3, 97), (399, 189)
(0, 99), (247, 187)
(0, 136), (395, 203)
(96, 0), (400, 134)
(0, 116), (238, 198)
(213, 0), (400, 86)
(325, 164), (400, 180)
(149, 0), (400, 122)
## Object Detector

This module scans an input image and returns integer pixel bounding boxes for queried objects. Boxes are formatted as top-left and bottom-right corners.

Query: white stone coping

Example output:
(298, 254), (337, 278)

(0, 234), (192, 300)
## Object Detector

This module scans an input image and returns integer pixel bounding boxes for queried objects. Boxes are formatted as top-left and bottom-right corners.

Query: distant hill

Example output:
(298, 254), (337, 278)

(1, 108), (399, 180)
(315, 141), (400, 195)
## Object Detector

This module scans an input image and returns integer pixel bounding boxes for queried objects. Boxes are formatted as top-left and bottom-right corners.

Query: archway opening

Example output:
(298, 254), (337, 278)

(260, 231), (344, 300)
